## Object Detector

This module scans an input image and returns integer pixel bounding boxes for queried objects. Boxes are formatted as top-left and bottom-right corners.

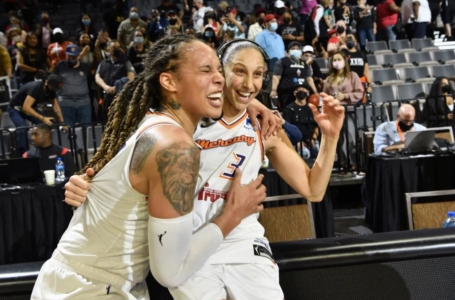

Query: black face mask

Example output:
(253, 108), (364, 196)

(45, 86), (56, 99)
(54, 34), (63, 43)
(296, 91), (308, 100)
(442, 85), (452, 94)
(398, 121), (413, 132)
(258, 18), (264, 25)
(283, 17), (291, 24)
(346, 40), (355, 49)
(169, 19), (177, 25)
(112, 48), (123, 58)
(66, 60), (77, 67)
(337, 26), (345, 34)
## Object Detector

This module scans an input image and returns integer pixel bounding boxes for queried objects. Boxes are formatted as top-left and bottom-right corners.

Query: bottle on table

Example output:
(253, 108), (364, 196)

(55, 157), (65, 182)
(442, 211), (455, 228)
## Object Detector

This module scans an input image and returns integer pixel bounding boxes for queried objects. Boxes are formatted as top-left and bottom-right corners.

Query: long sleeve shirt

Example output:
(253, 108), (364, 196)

(323, 72), (364, 104)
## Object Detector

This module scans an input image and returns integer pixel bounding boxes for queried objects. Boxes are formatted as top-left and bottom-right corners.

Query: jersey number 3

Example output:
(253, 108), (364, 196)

(220, 153), (246, 179)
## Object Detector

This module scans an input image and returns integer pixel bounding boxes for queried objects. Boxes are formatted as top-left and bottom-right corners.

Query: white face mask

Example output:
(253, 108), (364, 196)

(12, 35), (21, 42)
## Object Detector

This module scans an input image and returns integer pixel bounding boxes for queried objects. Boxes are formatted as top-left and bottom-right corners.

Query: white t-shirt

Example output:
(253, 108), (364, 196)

(193, 6), (213, 33)
(401, 0), (431, 24)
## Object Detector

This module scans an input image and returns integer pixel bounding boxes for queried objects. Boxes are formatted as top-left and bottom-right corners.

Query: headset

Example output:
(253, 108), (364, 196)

(216, 39), (271, 91)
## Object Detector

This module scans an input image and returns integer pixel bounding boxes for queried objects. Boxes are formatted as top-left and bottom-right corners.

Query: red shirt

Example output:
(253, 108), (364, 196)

(376, 0), (399, 29)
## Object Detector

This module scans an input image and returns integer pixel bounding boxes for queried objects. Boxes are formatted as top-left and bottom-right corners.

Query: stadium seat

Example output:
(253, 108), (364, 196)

(402, 66), (434, 83)
(412, 38), (439, 52)
(382, 53), (413, 68)
(0, 131), (12, 158)
(396, 83), (426, 101)
(431, 50), (455, 65)
(356, 105), (387, 130)
(407, 52), (439, 67)
(366, 41), (392, 54)
(389, 39), (415, 53)
(313, 57), (328, 74)
(371, 85), (396, 103)
(0, 112), (15, 129)
(51, 128), (72, 150)
(366, 54), (382, 70)
(425, 82), (434, 94)
(372, 69), (403, 86)
(85, 125), (103, 152)
(431, 64), (455, 78)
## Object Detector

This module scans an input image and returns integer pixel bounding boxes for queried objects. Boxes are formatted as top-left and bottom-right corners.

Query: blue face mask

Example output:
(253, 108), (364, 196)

(269, 22), (278, 31)
(290, 49), (302, 59)
(134, 36), (144, 44)
(204, 31), (214, 37)
(82, 19), (91, 26)
(130, 12), (139, 19)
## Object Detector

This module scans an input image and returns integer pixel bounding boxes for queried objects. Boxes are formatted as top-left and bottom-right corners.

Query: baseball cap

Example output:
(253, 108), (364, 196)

(263, 14), (275, 23)
(53, 27), (63, 35)
(275, 0), (285, 8)
(294, 80), (310, 91)
(65, 44), (80, 56)
(287, 41), (301, 50)
(302, 45), (314, 54)
(46, 74), (64, 90)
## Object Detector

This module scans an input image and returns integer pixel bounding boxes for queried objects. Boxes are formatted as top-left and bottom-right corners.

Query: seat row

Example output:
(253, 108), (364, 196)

(366, 38), (439, 54)
(371, 65), (455, 86)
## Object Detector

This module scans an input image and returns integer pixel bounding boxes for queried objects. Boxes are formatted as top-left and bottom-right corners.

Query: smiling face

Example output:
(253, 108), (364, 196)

(223, 47), (265, 113)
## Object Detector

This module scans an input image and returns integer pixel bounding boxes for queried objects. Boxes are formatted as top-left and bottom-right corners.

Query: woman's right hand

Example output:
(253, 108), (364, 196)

(64, 168), (95, 207)
(270, 90), (278, 98)
(42, 117), (54, 125)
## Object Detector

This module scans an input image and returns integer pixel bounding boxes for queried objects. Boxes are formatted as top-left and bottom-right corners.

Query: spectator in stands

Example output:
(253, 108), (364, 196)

(272, 41), (318, 109)
(77, 13), (97, 42)
(0, 44), (13, 79)
(7, 74), (65, 153)
(201, 26), (219, 49)
(23, 123), (77, 177)
(248, 9), (265, 41)
(373, 103), (427, 154)
(302, 45), (326, 82)
(354, 0), (376, 51)
(103, 0), (126, 40)
(376, 0), (401, 42)
(217, 1), (231, 21)
(423, 77), (455, 131)
(427, 0), (440, 40)
(283, 82), (320, 158)
(222, 29), (235, 43)
(77, 33), (96, 70)
(147, 9), (163, 42)
(255, 14), (286, 71)
(95, 41), (135, 121)
(6, 25), (22, 48)
(47, 28), (73, 69)
(273, 110), (303, 145)
(342, 33), (372, 96)
(441, 0), (455, 41)
(127, 30), (151, 73)
(300, 0), (318, 26)
(54, 45), (92, 127)
(323, 51), (363, 171)
(335, 0), (353, 27)
(401, 0), (431, 40)
(202, 10), (221, 36)
(156, 0), (184, 19)
(274, 0), (287, 21)
(94, 30), (111, 64)
(167, 10), (184, 35)
(118, 7), (148, 50)
(277, 10), (304, 49)
(35, 12), (54, 52)
(5, 11), (29, 34)
(306, 0), (332, 50)
(16, 32), (49, 85)
(219, 11), (247, 39)
(193, 0), (213, 34)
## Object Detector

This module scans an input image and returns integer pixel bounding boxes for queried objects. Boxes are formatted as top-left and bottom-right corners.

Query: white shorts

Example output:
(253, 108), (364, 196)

(169, 263), (284, 300)
(31, 258), (149, 300)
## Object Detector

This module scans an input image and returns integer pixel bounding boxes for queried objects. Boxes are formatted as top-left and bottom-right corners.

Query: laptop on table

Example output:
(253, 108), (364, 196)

(403, 130), (435, 154)
(0, 157), (43, 185)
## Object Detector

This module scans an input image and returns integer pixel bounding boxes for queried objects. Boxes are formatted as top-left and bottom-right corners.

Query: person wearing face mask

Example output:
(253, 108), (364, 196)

(255, 14), (285, 72)
(96, 40), (136, 121)
(118, 7), (147, 50)
(47, 28), (73, 68)
(16, 32), (50, 85)
(7, 74), (66, 154)
(283, 81), (320, 158)
(77, 14), (97, 42)
(220, 11), (247, 39)
(373, 104), (427, 154)
(201, 11), (220, 36)
(127, 30), (151, 73)
(192, 0), (213, 34)
(272, 41), (318, 109)
(6, 26), (23, 48)
(201, 27), (220, 50)
(341, 34), (372, 98)
(423, 77), (455, 132)
(248, 9), (265, 41)
(276, 11), (304, 50)
(168, 10), (184, 35)
(35, 12), (54, 52)
(53, 45), (92, 127)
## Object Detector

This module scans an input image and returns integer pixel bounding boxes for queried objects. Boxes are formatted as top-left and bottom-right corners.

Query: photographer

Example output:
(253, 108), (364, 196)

(219, 11), (246, 39)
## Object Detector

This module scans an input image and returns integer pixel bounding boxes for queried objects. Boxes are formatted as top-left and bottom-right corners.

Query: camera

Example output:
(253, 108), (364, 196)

(225, 7), (231, 16)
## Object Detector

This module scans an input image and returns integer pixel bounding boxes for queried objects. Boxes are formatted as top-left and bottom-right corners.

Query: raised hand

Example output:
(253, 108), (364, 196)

(308, 92), (345, 138)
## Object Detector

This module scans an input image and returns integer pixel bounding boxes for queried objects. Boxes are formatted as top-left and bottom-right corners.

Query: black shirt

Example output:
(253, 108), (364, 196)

(335, 5), (353, 25)
(282, 102), (316, 141)
(354, 6), (375, 30)
(273, 57), (312, 94)
(127, 44), (149, 73)
(18, 48), (47, 84)
(23, 144), (77, 178)
(277, 20), (303, 49)
(10, 81), (49, 109)
(342, 49), (368, 78)
(103, 9), (127, 39)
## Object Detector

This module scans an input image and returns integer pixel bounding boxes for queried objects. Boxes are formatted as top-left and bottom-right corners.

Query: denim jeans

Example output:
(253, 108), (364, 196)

(378, 25), (397, 41)
(7, 106), (42, 153)
(298, 140), (320, 159)
(357, 28), (376, 47)
(60, 104), (92, 127)
(405, 22), (427, 40)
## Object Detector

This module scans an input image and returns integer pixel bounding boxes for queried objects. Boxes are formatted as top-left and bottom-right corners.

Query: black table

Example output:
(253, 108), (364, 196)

(260, 167), (334, 238)
(0, 183), (73, 265)
(363, 153), (455, 233)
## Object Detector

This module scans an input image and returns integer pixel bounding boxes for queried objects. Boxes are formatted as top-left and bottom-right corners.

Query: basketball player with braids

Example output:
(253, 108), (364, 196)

(31, 35), (269, 299)
(65, 39), (344, 299)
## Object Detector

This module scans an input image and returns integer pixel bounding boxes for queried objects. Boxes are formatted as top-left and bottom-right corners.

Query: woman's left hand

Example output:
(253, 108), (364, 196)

(247, 99), (282, 139)
(309, 93), (345, 138)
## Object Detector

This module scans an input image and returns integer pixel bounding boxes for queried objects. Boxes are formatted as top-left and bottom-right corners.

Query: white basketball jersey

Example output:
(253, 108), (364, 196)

(193, 111), (275, 265)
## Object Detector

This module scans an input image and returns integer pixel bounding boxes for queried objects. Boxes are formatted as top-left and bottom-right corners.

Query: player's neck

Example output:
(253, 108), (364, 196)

(161, 107), (200, 137)
(222, 102), (245, 123)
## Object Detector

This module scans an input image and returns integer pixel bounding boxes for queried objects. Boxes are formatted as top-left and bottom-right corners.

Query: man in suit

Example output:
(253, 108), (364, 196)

(373, 104), (427, 154)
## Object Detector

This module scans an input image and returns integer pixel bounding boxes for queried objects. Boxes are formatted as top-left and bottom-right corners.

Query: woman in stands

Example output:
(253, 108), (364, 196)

(423, 77), (454, 132)
(65, 40), (344, 299)
(32, 35), (267, 299)
(16, 32), (50, 85)
(323, 50), (363, 174)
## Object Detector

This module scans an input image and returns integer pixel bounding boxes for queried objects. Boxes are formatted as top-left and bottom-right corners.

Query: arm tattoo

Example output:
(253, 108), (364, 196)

(156, 142), (200, 215)
(130, 132), (158, 174)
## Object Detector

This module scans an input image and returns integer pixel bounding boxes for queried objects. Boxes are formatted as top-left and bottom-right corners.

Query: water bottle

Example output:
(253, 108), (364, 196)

(55, 157), (65, 182)
(442, 211), (455, 228)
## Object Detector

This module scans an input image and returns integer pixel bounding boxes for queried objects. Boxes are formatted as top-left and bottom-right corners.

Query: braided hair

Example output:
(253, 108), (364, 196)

(79, 34), (197, 176)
